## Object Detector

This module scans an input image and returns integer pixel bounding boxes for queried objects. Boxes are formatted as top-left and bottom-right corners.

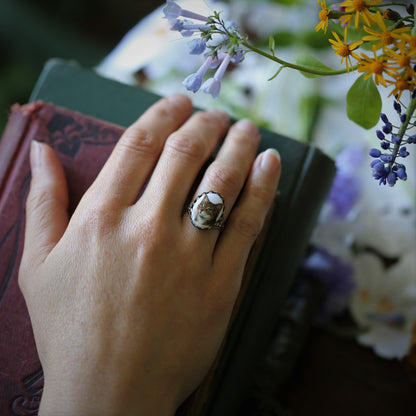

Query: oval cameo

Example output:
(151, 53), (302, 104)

(189, 191), (225, 230)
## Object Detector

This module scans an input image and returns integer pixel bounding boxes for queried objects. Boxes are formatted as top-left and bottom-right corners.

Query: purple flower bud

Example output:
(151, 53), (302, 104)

(183, 73), (203, 92)
(387, 171), (397, 187)
(380, 113), (389, 124)
(163, 1), (182, 19)
(399, 147), (409, 157)
(187, 38), (206, 55)
(407, 135), (416, 144)
(376, 130), (385, 140)
(231, 49), (245, 64)
(394, 101), (401, 114)
(382, 123), (392, 134)
(380, 154), (394, 163)
(397, 166), (407, 180)
(400, 114), (407, 123)
(392, 134), (401, 144)
(369, 148), (381, 157)
(201, 77), (221, 98)
(371, 161), (385, 173)
(381, 141), (390, 150)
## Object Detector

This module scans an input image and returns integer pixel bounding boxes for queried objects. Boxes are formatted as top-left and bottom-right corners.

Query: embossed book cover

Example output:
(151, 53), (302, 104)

(0, 60), (335, 415)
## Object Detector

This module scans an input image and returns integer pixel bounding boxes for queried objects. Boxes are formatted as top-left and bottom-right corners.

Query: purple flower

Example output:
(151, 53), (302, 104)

(301, 247), (355, 320)
(163, 1), (208, 22)
(327, 146), (364, 218)
(187, 38), (206, 55)
(201, 54), (232, 98)
(183, 56), (214, 93)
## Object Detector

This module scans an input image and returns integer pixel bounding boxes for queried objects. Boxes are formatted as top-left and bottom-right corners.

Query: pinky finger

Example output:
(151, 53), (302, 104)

(214, 148), (282, 278)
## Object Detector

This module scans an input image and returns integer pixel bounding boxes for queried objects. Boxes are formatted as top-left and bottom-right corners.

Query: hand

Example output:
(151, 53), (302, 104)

(19, 94), (282, 415)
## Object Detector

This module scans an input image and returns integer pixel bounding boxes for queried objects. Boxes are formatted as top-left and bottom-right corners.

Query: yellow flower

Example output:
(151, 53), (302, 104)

(386, 74), (415, 100)
(339, 0), (381, 29)
(384, 38), (416, 80)
(329, 28), (363, 71)
(362, 11), (410, 49)
(316, 0), (330, 33)
(357, 46), (395, 86)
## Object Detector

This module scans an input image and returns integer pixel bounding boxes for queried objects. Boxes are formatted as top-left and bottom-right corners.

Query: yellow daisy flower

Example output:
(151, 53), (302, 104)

(339, 0), (381, 29)
(401, 33), (416, 52)
(316, 0), (331, 33)
(362, 11), (410, 49)
(357, 46), (395, 86)
(329, 28), (363, 71)
(386, 74), (415, 100)
(384, 43), (416, 84)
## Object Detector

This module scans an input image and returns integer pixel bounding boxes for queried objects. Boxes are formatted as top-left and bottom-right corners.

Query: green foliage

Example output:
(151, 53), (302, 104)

(346, 74), (382, 129)
(295, 55), (338, 78)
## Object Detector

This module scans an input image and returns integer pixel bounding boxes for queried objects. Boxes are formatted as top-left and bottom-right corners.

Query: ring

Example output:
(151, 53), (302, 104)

(188, 191), (225, 230)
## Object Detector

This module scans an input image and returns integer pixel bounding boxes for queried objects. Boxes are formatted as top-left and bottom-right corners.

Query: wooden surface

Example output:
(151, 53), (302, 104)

(283, 327), (416, 415)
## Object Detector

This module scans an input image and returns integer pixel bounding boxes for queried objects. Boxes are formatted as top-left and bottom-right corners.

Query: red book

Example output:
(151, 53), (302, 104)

(0, 102), (123, 413)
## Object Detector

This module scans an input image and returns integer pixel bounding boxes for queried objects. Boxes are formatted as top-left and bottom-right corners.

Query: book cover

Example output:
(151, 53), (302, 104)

(0, 60), (335, 414)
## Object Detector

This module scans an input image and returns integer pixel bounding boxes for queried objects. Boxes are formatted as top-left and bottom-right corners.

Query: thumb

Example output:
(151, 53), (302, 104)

(22, 140), (69, 268)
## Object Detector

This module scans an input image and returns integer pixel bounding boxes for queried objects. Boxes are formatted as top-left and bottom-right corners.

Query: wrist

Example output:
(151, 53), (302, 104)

(39, 366), (178, 416)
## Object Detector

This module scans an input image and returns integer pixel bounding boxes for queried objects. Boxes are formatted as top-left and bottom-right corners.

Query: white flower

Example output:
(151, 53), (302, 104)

(351, 252), (416, 359)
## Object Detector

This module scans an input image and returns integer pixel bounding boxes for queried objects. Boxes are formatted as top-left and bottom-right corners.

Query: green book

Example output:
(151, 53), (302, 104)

(2, 59), (335, 414)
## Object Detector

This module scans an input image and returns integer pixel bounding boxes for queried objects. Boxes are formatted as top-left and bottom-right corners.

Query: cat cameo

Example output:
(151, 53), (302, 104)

(188, 191), (225, 230)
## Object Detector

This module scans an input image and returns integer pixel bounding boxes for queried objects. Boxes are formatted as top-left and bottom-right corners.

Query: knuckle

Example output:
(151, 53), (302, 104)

(119, 126), (159, 157)
(166, 131), (206, 161)
(206, 163), (241, 190)
(230, 214), (263, 239)
(76, 201), (117, 237)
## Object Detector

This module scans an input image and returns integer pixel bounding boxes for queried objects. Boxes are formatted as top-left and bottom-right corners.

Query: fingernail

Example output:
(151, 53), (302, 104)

(261, 148), (281, 172)
(30, 140), (42, 174)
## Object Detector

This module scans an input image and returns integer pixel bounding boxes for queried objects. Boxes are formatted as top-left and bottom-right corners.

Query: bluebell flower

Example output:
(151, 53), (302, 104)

(201, 54), (232, 99)
(164, 1), (245, 99)
(163, 1), (208, 22)
(201, 78), (221, 99)
(183, 56), (215, 93)
(187, 38), (206, 55)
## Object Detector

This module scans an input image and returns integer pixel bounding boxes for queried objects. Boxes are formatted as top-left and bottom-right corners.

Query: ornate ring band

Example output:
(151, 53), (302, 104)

(188, 191), (225, 230)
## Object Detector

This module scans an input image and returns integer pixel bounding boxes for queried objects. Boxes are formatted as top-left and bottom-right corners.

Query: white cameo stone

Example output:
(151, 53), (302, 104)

(190, 191), (225, 230)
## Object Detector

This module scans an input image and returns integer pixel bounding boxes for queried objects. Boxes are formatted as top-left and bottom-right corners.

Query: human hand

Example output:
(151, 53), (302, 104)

(19, 94), (281, 415)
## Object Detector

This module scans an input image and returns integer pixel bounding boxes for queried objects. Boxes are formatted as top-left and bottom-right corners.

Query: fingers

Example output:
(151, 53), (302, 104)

(214, 148), (282, 278)
(141, 110), (230, 216)
(21, 141), (69, 271)
(184, 119), (260, 242)
(91, 94), (193, 206)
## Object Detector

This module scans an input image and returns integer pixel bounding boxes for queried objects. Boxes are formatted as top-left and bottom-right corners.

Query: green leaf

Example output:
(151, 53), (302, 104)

(296, 55), (337, 78)
(346, 74), (382, 129)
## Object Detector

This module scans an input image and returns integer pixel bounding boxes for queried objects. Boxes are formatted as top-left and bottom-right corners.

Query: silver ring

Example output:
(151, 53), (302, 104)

(188, 191), (225, 230)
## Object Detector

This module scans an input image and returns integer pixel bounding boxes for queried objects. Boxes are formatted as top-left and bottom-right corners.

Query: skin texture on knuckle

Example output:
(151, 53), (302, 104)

(206, 163), (241, 190)
(119, 126), (159, 158)
(165, 131), (206, 162)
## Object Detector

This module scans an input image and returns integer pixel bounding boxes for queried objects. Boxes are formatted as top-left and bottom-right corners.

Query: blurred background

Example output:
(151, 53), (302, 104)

(0, 0), (165, 132)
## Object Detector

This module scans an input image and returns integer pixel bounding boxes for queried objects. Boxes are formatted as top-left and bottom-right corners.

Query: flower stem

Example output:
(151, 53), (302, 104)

(242, 40), (357, 76)
(392, 94), (416, 161)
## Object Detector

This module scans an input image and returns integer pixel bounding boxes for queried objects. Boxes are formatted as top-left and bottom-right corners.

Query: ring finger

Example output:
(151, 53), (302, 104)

(184, 119), (260, 244)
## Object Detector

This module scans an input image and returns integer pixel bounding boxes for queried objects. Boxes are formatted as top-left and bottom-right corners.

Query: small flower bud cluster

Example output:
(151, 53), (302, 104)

(370, 98), (415, 186)
(163, 1), (245, 98)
